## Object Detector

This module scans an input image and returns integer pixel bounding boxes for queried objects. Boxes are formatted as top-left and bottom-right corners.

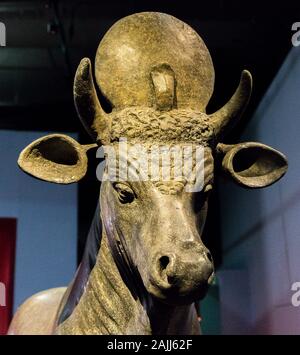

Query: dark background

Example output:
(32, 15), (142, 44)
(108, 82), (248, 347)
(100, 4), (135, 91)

(0, 0), (298, 264)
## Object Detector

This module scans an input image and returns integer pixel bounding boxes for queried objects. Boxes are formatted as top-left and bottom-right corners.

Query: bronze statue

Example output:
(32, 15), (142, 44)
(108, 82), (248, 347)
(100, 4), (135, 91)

(8, 12), (287, 335)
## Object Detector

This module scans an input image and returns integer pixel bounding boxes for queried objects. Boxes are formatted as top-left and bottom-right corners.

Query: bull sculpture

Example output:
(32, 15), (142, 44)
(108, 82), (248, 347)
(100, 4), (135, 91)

(8, 12), (287, 335)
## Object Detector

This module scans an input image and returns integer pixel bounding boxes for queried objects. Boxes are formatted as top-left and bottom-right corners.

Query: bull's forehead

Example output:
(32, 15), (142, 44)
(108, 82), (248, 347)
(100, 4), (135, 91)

(103, 142), (214, 194)
(110, 107), (214, 145)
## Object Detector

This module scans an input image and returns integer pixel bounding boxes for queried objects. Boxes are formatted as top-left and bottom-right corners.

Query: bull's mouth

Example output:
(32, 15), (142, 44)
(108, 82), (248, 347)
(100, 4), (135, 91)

(148, 275), (212, 306)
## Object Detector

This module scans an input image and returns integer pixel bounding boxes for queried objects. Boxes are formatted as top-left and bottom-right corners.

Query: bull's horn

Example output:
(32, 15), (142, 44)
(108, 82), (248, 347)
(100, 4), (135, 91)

(209, 70), (252, 138)
(74, 58), (111, 145)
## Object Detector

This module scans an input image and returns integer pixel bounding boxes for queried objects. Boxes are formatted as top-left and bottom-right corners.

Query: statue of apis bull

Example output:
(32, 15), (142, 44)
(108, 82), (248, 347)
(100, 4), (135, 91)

(8, 12), (287, 335)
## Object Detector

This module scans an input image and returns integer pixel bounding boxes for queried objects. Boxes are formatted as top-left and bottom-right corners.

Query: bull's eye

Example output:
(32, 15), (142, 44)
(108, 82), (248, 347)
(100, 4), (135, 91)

(113, 183), (135, 204)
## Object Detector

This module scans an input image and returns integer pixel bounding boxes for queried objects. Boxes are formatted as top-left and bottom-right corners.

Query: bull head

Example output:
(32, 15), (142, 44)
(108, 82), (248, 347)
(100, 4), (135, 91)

(18, 13), (287, 305)
(18, 58), (287, 190)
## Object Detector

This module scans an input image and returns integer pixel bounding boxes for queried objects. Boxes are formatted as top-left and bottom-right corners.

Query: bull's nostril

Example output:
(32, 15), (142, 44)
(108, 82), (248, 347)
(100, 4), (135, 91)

(206, 252), (213, 262)
(159, 256), (170, 270)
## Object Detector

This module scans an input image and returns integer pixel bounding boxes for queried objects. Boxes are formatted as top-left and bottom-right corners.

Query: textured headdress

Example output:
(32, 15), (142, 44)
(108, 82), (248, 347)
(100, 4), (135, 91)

(74, 12), (252, 147)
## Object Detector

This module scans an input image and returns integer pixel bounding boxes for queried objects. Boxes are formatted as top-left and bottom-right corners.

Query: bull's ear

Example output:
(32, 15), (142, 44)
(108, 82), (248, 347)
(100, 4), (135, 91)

(18, 134), (97, 184)
(217, 142), (288, 188)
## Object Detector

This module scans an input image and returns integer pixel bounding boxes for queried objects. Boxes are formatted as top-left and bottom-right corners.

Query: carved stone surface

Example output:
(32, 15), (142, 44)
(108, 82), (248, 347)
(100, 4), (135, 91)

(10, 12), (287, 335)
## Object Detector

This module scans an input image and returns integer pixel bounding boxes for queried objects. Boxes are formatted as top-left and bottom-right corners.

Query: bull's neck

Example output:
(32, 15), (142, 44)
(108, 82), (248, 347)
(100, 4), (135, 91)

(56, 230), (198, 335)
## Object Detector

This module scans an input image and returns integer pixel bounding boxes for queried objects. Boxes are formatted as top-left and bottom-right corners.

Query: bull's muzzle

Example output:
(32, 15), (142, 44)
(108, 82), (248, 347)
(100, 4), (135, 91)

(150, 244), (214, 304)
